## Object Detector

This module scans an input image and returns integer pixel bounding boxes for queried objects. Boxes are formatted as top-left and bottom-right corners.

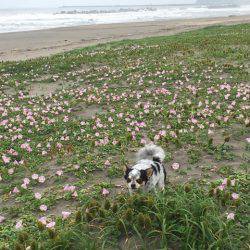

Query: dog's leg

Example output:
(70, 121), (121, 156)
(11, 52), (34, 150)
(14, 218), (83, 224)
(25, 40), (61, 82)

(157, 178), (165, 191)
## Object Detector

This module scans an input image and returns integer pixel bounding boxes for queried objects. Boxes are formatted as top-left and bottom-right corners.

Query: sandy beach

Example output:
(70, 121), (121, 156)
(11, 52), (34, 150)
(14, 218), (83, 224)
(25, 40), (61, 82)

(0, 15), (250, 62)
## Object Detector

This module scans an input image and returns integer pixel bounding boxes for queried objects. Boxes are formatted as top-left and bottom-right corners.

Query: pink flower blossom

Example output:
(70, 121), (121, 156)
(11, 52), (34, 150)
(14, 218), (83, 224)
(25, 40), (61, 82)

(32, 173), (39, 180)
(39, 204), (47, 212)
(74, 165), (80, 170)
(38, 176), (46, 183)
(104, 160), (111, 166)
(2, 155), (10, 164)
(62, 211), (71, 220)
(23, 178), (30, 185)
(0, 215), (5, 223)
(63, 185), (76, 192)
(231, 193), (239, 200)
(159, 130), (166, 137)
(21, 183), (27, 189)
(8, 168), (14, 175)
(15, 220), (23, 229)
(13, 187), (20, 194)
(102, 188), (110, 196)
(72, 191), (78, 198)
(56, 170), (63, 176)
(226, 212), (235, 220)
(172, 163), (180, 170)
(246, 138), (250, 143)
(218, 185), (226, 191)
(46, 221), (55, 228)
(38, 217), (47, 225)
(112, 140), (118, 145)
(222, 178), (228, 186)
(35, 192), (42, 199)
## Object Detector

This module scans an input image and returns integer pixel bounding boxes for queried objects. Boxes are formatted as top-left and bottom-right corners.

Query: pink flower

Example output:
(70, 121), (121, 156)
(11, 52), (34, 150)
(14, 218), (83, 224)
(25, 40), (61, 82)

(56, 170), (63, 176)
(159, 130), (166, 137)
(72, 191), (78, 198)
(222, 178), (228, 186)
(154, 134), (160, 141)
(39, 205), (47, 212)
(63, 185), (76, 192)
(74, 165), (80, 170)
(104, 160), (111, 166)
(62, 211), (71, 220)
(38, 176), (45, 183)
(35, 192), (42, 199)
(32, 174), (39, 180)
(172, 163), (180, 170)
(112, 140), (118, 145)
(38, 217), (47, 225)
(8, 168), (14, 175)
(15, 220), (23, 229)
(102, 188), (110, 196)
(231, 193), (239, 200)
(46, 221), (55, 228)
(226, 212), (235, 220)
(13, 187), (20, 194)
(21, 183), (27, 189)
(2, 155), (10, 164)
(63, 116), (69, 122)
(0, 215), (5, 223)
(246, 138), (250, 143)
(218, 185), (225, 191)
(23, 178), (30, 185)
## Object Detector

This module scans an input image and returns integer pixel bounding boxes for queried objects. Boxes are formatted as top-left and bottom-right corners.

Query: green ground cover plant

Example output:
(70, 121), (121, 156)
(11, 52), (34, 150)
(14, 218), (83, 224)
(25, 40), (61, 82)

(0, 24), (249, 249)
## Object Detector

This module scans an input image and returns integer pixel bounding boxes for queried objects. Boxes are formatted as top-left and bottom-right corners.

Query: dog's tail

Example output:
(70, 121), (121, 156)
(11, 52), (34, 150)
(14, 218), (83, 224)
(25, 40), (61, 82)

(137, 144), (165, 162)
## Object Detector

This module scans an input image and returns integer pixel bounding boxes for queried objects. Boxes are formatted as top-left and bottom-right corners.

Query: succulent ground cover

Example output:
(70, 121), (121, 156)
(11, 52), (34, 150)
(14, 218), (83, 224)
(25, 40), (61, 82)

(0, 24), (249, 249)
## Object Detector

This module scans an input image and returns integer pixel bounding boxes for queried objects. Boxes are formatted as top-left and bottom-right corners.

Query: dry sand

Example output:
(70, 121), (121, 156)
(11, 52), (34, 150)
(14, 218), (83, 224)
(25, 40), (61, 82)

(0, 15), (250, 62)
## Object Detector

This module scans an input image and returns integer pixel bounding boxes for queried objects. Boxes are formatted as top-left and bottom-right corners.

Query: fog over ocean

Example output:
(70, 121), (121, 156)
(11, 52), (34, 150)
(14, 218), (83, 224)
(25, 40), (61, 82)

(0, 3), (250, 33)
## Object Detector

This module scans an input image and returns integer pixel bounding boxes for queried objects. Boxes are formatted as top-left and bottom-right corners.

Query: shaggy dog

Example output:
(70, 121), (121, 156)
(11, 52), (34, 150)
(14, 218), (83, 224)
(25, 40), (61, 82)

(124, 144), (166, 194)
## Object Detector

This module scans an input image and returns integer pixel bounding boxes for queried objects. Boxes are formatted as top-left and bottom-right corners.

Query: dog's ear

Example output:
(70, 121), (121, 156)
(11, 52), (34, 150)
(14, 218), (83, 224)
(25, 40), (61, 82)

(124, 165), (131, 180)
(123, 164), (130, 172)
(146, 168), (153, 177)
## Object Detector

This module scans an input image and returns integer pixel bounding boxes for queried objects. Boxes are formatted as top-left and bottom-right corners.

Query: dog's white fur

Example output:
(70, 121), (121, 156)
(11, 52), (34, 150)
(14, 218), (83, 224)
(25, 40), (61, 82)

(137, 144), (165, 162)
(124, 144), (166, 194)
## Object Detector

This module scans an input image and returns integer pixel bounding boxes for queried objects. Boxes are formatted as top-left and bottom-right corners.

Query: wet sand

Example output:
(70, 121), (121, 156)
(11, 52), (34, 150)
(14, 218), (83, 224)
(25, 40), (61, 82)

(0, 15), (250, 62)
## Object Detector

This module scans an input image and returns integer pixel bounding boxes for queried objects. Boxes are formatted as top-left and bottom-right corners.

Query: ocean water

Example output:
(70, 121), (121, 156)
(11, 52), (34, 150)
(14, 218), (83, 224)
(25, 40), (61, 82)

(0, 4), (250, 33)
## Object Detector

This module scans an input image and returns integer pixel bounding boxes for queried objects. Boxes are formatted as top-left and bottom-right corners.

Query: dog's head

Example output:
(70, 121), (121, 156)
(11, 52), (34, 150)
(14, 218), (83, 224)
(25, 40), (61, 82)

(124, 166), (153, 192)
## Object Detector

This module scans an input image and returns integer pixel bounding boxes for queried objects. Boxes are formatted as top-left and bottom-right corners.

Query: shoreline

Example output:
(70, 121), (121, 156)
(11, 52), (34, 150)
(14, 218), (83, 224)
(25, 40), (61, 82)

(0, 15), (250, 62)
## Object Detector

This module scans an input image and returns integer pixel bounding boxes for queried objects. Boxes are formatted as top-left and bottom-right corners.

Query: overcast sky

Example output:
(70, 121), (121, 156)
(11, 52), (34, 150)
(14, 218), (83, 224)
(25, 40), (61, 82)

(0, 0), (196, 9)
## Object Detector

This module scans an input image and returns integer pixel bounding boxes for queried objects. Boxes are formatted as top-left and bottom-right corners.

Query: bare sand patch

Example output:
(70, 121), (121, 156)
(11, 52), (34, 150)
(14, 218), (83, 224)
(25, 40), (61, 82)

(71, 104), (107, 119)
(28, 81), (73, 97)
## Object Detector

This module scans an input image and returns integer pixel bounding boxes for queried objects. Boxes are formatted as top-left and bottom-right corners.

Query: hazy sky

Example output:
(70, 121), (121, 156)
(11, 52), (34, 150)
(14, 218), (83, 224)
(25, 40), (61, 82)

(0, 0), (196, 9)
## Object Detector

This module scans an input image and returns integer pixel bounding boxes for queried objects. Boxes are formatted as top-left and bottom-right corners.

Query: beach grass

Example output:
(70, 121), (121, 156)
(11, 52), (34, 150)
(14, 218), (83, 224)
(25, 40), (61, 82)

(0, 23), (249, 249)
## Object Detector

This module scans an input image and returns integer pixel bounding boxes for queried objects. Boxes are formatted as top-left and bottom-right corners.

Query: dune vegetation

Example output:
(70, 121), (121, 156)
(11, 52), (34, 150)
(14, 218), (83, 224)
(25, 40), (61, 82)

(0, 24), (249, 249)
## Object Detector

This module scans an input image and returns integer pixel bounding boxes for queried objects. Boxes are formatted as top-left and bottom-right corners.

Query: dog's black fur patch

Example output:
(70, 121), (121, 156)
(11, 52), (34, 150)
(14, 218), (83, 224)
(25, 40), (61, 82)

(163, 166), (167, 182)
(153, 156), (161, 162)
(151, 164), (158, 174)
(124, 168), (132, 180)
(140, 169), (149, 183)
(154, 161), (161, 172)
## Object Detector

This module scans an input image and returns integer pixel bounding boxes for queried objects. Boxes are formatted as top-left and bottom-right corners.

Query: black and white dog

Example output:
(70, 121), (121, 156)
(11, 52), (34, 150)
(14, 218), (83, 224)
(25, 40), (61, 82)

(124, 144), (166, 194)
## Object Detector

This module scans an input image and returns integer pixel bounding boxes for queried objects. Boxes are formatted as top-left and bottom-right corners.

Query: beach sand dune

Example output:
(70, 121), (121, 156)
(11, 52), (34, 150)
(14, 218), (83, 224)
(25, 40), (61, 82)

(0, 15), (250, 62)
